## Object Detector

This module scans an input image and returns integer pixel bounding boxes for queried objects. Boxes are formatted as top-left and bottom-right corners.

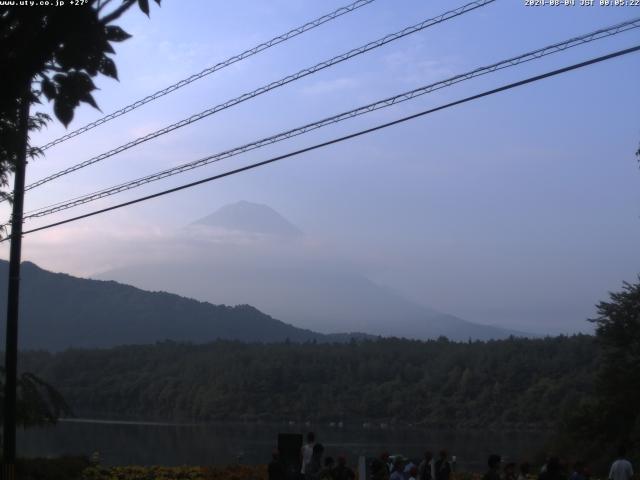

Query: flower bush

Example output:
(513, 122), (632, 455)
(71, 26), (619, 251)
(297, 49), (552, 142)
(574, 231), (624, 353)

(80, 465), (268, 480)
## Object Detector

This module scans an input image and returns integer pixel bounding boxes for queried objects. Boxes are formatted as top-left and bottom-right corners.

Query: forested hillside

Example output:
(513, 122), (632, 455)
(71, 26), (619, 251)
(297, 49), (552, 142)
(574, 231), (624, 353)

(20, 335), (596, 428)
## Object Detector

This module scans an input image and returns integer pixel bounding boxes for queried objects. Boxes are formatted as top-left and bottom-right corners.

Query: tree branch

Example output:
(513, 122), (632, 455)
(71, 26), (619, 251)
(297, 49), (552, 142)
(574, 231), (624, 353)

(99, 0), (136, 25)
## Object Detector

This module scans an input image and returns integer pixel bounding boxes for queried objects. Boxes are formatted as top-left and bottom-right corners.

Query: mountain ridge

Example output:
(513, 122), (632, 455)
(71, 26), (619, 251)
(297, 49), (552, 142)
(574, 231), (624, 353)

(0, 260), (370, 351)
(191, 201), (302, 237)
(99, 260), (529, 341)
(94, 201), (532, 341)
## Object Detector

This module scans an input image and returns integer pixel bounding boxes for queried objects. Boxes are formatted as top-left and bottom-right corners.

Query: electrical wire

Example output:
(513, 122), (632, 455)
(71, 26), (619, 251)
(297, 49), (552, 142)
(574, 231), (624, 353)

(22, 17), (640, 220)
(6, 44), (637, 241)
(38, 0), (378, 152)
(21, 0), (495, 195)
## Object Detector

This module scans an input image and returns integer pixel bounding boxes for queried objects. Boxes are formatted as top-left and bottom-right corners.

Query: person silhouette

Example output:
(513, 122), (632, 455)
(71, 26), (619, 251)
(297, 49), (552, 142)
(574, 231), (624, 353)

(435, 451), (451, 480)
(269, 449), (286, 480)
(482, 454), (501, 480)
(301, 432), (316, 476)
(319, 456), (335, 480)
(538, 457), (563, 480)
(390, 457), (405, 480)
(305, 443), (325, 480)
(418, 451), (434, 480)
(608, 446), (634, 480)
(334, 455), (355, 480)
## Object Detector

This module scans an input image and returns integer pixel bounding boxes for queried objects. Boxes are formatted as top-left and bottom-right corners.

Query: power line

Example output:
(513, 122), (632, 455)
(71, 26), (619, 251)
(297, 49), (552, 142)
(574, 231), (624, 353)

(22, 17), (640, 220)
(21, 0), (495, 195)
(38, 0), (377, 152)
(7, 44), (638, 241)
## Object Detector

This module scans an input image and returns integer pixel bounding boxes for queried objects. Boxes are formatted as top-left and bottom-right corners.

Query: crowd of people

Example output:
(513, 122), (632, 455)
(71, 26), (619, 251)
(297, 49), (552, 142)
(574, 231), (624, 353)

(475, 447), (634, 480)
(268, 432), (357, 480)
(370, 450), (453, 480)
(268, 432), (635, 480)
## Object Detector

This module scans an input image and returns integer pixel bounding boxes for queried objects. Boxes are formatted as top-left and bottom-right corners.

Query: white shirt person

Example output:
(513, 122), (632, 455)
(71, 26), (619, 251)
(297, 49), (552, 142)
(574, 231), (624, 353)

(609, 447), (634, 480)
(300, 432), (316, 474)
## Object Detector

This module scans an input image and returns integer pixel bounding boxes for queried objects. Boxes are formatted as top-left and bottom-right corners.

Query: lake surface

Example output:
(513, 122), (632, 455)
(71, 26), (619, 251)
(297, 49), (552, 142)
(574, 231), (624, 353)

(17, 419), (549, 470)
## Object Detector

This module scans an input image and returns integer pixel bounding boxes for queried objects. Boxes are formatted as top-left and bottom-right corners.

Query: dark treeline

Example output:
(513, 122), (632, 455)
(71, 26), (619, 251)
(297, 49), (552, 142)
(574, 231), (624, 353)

(18, 335), (596, 428)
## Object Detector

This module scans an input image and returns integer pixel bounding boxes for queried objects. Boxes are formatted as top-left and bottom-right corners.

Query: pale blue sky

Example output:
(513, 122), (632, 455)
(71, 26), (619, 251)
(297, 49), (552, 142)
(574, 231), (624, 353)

(2, 0), (639, 334)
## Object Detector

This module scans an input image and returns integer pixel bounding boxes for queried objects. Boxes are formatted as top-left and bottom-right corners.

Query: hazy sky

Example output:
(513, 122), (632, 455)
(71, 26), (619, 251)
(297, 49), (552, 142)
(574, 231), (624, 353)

(1, 0), (639, 335)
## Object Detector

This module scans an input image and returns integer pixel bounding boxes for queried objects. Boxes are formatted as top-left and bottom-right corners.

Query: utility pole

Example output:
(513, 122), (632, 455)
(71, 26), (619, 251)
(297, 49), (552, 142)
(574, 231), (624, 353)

(2, 96), (30, 479)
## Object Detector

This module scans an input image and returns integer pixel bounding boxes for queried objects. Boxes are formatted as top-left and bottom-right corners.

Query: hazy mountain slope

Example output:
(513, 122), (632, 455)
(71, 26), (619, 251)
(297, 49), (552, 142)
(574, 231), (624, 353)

(0, 260), (356, 351)
(94, 201), (528, 341)
(99, 262), (524, 341)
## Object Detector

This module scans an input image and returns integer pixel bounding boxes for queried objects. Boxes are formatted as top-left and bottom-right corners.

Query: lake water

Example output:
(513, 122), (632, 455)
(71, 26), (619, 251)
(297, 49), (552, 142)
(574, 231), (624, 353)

(17, 419), (550, 470)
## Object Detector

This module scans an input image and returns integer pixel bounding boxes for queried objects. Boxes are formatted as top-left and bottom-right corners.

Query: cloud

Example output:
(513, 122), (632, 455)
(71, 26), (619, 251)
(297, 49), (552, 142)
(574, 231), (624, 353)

(382, 43), (457, 86)
(4, 213), (342, 280)
(5, 218), (173, 277)
(300, 77), (359, 95)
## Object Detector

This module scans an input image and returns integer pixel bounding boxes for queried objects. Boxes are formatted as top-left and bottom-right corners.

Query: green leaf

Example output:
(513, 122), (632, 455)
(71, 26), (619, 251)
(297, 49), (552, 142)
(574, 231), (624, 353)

(69, 71), (96, 92)
(53, 98), (74, 127)
(79, 92), (100, 111)
(55, 72), (96, 114)
(102, 40), (115, 54)
(85, 54), (102, 76)
(98, 56), (118, 80)
(105, 25), (132, 42)
(56, 40), (91, 70)
(41, 77), (56, 101)
(138, 0), (150, 16)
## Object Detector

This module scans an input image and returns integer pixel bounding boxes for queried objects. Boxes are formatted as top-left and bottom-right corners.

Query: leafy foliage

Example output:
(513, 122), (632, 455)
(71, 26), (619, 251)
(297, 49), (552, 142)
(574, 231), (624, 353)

(590, 278), (640, 435)
(0, 366), (71, 427)
(555, 279), (640, 464)
(0, 0), (160, 195)
(20, 335), (597, 428)
(16, 456), (91, 480)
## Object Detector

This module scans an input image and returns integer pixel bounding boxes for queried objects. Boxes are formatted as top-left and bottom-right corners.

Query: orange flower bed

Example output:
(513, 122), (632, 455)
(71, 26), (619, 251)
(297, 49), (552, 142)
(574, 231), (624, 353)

(80, 464), (268, 480)
(79, 465), (534, 480)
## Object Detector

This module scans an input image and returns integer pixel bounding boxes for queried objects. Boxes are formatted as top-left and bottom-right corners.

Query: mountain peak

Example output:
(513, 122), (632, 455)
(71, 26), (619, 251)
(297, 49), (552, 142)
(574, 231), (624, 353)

(191, 201), (302, 237)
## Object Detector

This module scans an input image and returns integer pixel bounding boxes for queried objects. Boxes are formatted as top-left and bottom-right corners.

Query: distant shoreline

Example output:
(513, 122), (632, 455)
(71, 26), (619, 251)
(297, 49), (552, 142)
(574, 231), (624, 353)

(59, 417), (201, 427)
(57, 417), (552, 434)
